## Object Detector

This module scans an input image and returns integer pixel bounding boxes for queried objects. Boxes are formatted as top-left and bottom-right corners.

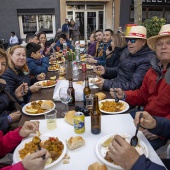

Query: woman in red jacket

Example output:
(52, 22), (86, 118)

(0, 121), (50, 170)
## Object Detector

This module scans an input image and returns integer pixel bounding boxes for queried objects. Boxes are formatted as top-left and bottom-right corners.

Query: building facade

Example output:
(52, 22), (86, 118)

(0, 0), (60, 41)
(1, 0), (170, 42)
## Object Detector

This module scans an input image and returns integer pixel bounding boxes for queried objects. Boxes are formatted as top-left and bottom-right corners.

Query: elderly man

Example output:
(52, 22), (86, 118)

(94, 26), (156, 91)
(86, 29), (113, 65)
(110, 24), (170, 150)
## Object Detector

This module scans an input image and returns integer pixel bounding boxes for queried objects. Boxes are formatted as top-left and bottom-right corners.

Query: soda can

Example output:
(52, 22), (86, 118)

(73, 112), (85, 134)
(82, 63), (86, 72)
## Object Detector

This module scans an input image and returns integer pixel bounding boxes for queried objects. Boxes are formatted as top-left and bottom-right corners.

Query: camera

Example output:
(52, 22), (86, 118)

(108, 46), (112, 51)
(75, 105), (90, 116)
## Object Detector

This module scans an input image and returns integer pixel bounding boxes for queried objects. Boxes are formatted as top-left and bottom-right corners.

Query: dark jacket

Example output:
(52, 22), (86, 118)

(0, 82), (17, 133)
(27, 56), (49, 76)
(102, 45), (156, 91)
(2, 68), (37, 106)
(105, 46), (127, 68)
(62, 23), (69, 33)
(132, 117), (169, 170)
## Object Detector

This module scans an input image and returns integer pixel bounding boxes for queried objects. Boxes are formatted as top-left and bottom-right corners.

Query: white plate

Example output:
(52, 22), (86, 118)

(13, 136), (67, 169)
(38, 80), (56, 89)
(95, 134), (149, 169)
(99, 99), (129, 114)
(22, 100), (55, 116)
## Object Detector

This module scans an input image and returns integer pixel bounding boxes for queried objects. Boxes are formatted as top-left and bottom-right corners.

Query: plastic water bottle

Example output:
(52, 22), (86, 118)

(72, 62), (79, 80)
(75, 42), (80, 62)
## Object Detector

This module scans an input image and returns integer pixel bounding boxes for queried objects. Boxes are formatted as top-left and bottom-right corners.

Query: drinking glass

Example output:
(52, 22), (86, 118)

(87, 75), (95, 89)
(59, 64), (66, 76)
(59, 87), (71, 117)
(45, 109), (57, 130)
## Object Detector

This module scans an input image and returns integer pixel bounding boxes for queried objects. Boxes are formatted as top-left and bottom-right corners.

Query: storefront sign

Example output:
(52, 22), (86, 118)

(132, 0), (170, 4)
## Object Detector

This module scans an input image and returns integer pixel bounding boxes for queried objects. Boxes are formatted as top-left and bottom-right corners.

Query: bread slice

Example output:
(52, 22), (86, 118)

(64, 110), (76, 125)
(67, 136), (85, 150)
(88, 162), (108, 170)
(41, 100), (54, 110)
(95, 92), (106, 101)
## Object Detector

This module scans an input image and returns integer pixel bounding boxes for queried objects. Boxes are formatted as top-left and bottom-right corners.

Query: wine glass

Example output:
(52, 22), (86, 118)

(59, 87), (71, 117)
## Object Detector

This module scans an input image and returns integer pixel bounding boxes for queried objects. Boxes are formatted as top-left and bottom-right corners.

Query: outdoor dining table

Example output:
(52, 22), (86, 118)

(19, 61), (108, 126)
(18, 60), (166, 169)
(24, 114), (165, 170)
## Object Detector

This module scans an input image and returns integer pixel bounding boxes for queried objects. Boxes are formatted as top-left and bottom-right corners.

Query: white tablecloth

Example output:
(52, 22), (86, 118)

(32, 114), (165, 170)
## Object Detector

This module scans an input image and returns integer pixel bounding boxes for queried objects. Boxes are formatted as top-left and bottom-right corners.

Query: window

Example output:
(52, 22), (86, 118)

(18, 9), (55, 39)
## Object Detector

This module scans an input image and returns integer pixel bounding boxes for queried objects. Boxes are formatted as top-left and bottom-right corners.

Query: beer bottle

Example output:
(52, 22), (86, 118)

(83, 76), (91, 105)
(68, 78), (75, 106)
(91, 95), (101, 134)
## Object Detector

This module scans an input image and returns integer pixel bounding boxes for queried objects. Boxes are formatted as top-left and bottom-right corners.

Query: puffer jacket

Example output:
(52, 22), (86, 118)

(2, 68), (37, 106)
(125, 57), (170, 119)
(105, 46), (127, 68)
(27, 56), (49, 76)
(102, 45), (156, 91)
(0, 83), (13, 133)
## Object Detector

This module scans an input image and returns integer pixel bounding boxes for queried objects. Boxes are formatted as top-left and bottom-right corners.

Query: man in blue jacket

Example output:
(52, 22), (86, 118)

(108, 111), (169, 170)
(62, 19), (69, 38)
(94, 26), (156, 91)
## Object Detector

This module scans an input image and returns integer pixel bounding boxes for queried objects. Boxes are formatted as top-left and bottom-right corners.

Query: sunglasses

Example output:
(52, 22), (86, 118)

(125, 38), (138, 43)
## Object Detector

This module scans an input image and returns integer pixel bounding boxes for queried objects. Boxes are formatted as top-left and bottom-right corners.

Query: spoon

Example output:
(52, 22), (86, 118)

(130, 113), (143, 147)
(112, 88), (119, 103)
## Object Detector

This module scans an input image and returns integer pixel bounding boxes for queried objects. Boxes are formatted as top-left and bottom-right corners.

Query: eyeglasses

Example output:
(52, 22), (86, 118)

(125, 38), (138, 43)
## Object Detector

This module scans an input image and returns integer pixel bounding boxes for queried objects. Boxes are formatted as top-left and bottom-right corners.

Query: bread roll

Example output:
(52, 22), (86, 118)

(64, 110), (76, 125)
(67, 136), (85, 150)
(95, 92), (106, 100)
(41, 100), (54, 110)
(88, 162), (108, 170)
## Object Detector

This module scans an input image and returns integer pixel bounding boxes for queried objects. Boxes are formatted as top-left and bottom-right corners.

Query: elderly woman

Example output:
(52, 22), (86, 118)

(0, 48), (28, 132)
(2, 45), (44, 107)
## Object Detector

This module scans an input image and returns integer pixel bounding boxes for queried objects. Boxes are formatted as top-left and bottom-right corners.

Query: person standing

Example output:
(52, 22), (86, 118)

(69, 20), (80, 44)
(62, 19), (69, 39)
(9, 32), (19, 46)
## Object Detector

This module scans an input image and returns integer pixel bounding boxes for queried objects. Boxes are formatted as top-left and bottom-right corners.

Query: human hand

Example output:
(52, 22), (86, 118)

(19, 121), (39, 138)
(15, 83), (28, 98)
(36, 73), (46, 81)
(86, 54), (93, 58)
(50, 42), (56, 48)
(142, 129), (159, 140)
(110, 88), (124, 99)
(29, 84), (42, 93)
(86, 58), (97, 64)
(22, 148), (51, 170)
(94, 76), (104, 89)
(9, 111), (21, 123)
(93, 66), (105, 75)
(49, 55), (56, 62)
(108, 135), (140, 170)
(134, 111), (157, 130)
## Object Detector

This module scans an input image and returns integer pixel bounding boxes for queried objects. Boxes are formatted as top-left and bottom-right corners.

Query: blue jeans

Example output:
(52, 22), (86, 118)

(130, 109), (167, 150)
